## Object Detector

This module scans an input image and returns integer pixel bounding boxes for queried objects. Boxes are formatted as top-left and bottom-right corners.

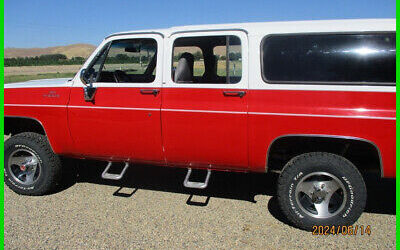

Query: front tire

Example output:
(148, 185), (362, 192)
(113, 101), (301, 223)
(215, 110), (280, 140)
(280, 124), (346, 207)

(4, 132), (62, 195)
(277, 152), (366, 231)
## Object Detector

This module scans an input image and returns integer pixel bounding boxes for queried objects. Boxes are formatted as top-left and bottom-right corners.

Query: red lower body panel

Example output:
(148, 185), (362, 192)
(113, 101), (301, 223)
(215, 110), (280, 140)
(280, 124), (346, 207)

(4, 87), (74, 154)
(248, 90), (395, 177)
(5, 87), (395, 178)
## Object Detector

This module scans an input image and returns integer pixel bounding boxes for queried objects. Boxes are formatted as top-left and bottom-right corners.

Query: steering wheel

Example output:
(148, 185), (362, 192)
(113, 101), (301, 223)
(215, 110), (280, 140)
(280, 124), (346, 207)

(113, 70), (130, 83)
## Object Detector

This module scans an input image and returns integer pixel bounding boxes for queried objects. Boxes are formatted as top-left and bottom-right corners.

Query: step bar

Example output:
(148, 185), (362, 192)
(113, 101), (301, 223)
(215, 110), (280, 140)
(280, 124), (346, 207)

(101, 161), (129, 180)
(183, 168), (211, 189)
(100, 162), (211, 188)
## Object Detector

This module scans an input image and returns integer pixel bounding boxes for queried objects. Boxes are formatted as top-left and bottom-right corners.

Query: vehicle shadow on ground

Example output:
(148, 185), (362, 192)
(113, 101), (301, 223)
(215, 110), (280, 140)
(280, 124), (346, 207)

(59, 159), (276, 204)
(58, 158), (395, 226)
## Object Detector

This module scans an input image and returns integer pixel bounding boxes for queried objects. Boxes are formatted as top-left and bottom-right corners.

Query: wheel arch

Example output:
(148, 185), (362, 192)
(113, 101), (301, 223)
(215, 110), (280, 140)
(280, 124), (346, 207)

(4, 116), (56, 152)
(266, 134), (383, 178)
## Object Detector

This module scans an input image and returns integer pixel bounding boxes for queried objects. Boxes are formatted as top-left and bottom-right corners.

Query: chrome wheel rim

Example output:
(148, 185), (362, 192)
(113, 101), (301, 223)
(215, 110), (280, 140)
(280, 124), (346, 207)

(295, 172), (347, 219)
(8, 149), (41, 185)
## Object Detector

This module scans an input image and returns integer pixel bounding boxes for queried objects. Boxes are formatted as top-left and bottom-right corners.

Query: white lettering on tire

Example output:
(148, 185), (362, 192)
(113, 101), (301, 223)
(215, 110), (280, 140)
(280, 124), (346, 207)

(342, 176), (354, 218)
(288, 179), (304, 219)
(293, 171), (303, 181)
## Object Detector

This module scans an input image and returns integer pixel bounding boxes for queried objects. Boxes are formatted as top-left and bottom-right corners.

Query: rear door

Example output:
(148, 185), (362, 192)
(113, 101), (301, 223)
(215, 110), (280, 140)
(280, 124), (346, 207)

(68, 34), (165, 164)
(161, 31), (249, 170)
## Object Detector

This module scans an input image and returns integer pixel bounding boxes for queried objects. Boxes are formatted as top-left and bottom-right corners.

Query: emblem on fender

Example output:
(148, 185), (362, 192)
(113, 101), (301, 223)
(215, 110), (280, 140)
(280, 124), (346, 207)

(43, 91), (60, 98)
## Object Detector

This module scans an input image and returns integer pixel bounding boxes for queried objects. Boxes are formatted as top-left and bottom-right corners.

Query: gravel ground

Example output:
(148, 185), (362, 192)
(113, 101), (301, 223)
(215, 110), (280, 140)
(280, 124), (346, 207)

(4, 159), (395, 249)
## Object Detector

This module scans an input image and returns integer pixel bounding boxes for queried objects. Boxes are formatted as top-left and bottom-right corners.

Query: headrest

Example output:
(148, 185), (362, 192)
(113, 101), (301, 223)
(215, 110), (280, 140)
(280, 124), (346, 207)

(174, 52), (194, 83)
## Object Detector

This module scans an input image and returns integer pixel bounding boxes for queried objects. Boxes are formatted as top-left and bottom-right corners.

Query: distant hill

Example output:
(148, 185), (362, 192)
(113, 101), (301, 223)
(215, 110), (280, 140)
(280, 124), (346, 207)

(5, 43), (96, 59)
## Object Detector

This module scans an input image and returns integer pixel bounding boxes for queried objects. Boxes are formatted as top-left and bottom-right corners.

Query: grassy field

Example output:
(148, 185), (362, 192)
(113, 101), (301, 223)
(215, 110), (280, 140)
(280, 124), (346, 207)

(5, 65), (82, 76)
(5, 72), (76, 84)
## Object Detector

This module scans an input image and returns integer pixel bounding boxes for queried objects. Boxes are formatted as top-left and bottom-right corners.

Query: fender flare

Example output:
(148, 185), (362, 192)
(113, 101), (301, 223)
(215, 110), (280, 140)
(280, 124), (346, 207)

(4, 115), (56, 153)
(265, 134), (383, 177)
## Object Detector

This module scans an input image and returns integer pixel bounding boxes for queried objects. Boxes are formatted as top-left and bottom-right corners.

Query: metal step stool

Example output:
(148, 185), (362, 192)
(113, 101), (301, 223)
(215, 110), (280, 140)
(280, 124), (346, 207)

(183, 168), (211, 189)
(101, 161), (129, 180)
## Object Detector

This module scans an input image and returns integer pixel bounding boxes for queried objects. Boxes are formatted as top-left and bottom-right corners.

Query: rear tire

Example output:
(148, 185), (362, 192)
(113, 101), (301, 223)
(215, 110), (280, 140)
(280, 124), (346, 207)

(277, 152), (366, 231)
(4, 132), (62, 195)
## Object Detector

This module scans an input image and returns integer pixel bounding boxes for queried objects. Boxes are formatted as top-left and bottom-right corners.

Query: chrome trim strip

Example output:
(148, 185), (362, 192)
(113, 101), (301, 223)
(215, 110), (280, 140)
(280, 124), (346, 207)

(68, 106), (159, 111)
(169, 28), (248, 37)
(162, 108), (246, 114)
(5, 85), (72, 89)
(5, 104), (158, 111)
(105, 31), (165, 39)
(5, 104), (66, 108)
(5, 104), (395, 120)
(265, 134), (384, 178)
(249, 112), (395, 120)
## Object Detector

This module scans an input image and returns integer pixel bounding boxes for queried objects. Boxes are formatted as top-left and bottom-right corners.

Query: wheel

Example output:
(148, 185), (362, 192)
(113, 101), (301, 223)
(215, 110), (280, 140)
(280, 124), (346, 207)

(277, 152), (367, 231)
(4, 132), (62, 195)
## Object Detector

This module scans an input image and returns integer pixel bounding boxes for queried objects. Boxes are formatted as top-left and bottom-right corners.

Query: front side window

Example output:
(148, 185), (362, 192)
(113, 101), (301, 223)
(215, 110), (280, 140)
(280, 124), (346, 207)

(261, 33), (395, 85)
(172, 35), (242, 84)
(89, 38), (157, 83)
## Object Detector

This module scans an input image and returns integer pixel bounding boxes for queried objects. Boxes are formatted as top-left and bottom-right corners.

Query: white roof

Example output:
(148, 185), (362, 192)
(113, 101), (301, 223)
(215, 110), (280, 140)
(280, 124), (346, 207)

(107, 19), (395, 38)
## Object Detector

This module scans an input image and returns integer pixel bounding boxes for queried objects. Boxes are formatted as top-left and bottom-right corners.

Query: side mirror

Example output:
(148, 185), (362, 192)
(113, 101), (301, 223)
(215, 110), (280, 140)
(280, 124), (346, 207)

(80, 69), (88, 85)
(83, 85), (97, 102)
(80, 68), (95, 85)
(80, 69), (97, 102)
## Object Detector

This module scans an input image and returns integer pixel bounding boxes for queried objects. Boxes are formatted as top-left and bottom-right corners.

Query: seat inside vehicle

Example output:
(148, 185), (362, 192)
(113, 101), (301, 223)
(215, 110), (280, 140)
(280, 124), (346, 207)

(174, 53), (195, 83)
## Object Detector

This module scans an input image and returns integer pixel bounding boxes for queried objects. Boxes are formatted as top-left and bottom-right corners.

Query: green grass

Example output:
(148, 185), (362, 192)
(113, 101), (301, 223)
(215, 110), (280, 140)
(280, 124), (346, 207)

(4, 72), (76, 84)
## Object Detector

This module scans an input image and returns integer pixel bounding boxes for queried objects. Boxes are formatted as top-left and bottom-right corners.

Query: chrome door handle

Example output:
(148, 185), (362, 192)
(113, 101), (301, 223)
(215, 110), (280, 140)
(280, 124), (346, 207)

(140, 89), (160, 96)
(223, 91), (246, 97)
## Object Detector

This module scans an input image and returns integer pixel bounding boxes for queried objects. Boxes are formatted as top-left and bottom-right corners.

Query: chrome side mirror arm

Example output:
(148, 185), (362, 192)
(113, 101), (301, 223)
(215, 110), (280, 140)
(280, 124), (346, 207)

(80, 69), (97, 103)
(83, 85), (97, 102)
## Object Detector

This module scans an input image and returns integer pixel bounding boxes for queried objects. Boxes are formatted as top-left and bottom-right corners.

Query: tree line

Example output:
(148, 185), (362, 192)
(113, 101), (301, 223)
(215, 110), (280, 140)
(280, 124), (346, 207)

(5, 54), (86, 67)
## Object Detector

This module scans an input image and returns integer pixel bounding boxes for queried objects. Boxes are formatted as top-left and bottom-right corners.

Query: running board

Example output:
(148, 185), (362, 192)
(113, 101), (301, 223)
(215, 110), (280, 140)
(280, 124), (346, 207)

(183, 168), (211, 189)
(101, 161), (129, 180)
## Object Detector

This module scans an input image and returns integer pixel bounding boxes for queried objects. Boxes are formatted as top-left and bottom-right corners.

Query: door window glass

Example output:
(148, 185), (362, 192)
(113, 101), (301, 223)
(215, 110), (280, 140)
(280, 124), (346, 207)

(172, 35), (242, 84)
(89, 38), (157, 83)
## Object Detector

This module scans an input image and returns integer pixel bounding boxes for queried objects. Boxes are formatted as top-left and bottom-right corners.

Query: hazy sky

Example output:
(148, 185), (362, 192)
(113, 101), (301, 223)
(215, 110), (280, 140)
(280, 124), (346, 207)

(5, 0), (396, 48)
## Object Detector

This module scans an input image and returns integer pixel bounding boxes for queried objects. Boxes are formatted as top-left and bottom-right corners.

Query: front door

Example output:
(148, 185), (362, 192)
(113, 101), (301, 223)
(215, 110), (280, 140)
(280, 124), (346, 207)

(68, 34), (165, 164)
(161, 31), (249, 170)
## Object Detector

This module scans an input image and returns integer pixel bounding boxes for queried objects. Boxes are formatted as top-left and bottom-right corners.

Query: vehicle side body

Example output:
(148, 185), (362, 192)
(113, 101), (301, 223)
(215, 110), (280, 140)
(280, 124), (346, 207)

(4, 19), (396, 179)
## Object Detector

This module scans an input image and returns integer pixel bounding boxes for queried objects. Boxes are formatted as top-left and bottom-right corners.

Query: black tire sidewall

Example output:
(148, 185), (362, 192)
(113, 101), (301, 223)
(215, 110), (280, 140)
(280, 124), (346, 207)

(278, 153), (366, 230)
(4, 135), (53, 195)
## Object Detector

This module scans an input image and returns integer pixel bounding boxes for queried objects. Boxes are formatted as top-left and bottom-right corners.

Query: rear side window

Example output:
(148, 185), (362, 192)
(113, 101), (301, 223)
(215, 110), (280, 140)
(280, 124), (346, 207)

(261, 33), (395, 85)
